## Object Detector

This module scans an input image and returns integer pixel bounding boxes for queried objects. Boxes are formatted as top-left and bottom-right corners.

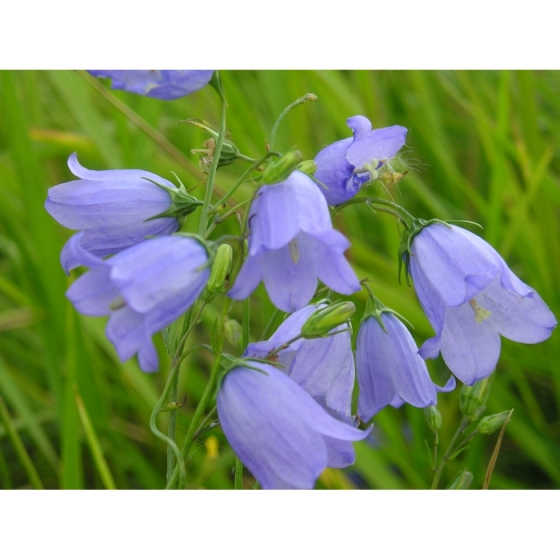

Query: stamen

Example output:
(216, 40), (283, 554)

(109, 295), (126, 311)
(469, 298), (492, 324)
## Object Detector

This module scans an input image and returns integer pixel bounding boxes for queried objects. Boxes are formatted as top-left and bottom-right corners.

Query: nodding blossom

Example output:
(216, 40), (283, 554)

(408, 223), (557, 385)
(314, 116), (407, 205)
(88, 70), (214, 100)
(66, 234), (210, 372)
(217, 362), (369, 489)
(45, 153), (182, 273)
(228, 170), (361, 312)
(356, 311), (455, 422)
(245, 303), (355, 417)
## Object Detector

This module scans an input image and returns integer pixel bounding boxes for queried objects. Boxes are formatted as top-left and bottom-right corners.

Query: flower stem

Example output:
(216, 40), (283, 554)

(431, 416), (470, 489)
(210, 152), (280, 211)
(269, 93), (318, 152)
(166, 298), (229, 489)
(198, 73), (227, 237)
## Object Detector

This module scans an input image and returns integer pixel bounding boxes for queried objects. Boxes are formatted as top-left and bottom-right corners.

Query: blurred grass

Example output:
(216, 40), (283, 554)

(0, 70), (558, 489)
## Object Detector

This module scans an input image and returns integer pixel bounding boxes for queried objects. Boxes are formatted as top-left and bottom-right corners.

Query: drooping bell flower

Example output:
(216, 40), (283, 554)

(228, 170), (361, 312)
(66, 234), (210, 372)
(408, 223), (557, 385)
(314, 116), (407, 205)
(45, 153), (201, 273)
(88, 70), (214, 100)
(216, 362), (369, 489)
(245, 302), (355, 417)
(356, 308), (455, 422)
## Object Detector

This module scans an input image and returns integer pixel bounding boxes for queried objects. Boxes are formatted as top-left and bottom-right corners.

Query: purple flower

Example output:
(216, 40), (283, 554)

(45, 153), (181, 274)
(88, 70), (214, 100)
(217, 362), (369, 489)
(356, 312), (455, 422)
(66, 234), (210, 372)
(409, 224), (557, 385)
(314, 116), (407, 205)
(245, 303), (355, 416)
(228, 170), (361, 312)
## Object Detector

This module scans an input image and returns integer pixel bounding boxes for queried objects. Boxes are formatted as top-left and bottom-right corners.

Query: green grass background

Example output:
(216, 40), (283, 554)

(0, 70), (558, 489)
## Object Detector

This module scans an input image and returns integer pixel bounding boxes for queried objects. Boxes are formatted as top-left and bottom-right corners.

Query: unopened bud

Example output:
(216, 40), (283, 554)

(460, 376), (493, 422)
(297, 160), (317, 175)
(447, 469), (474, 490)
(477, 410), (512, 435)
(424, 406), (442, 432)
(224, 319), (242, 347)
(262, 150), (304, 185)
(301, 301), (355, 339)
(207, 244), (233, 294)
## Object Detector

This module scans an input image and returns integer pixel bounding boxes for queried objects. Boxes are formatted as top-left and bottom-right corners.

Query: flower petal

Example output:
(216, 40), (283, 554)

(439, 302), (502, 385)
(345, 125), (408, 168)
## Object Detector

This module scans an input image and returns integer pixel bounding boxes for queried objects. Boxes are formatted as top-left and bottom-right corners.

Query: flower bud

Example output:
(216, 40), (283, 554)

(262, 150), (304, 185)
(477, 410), (512, 435)
(459, 376), (493, 422)
(424, 405), (442, 432)
(447, 469), (474, 490)
(224, 319), (243, 347)
(297, 160), (317, 175)
(300, 301), (355, 339)
(207, 244), (233, 294)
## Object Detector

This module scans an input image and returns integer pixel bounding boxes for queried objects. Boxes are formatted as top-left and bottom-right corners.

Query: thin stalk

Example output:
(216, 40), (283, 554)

(331, 196), (416, 229)
(260, 308), (280, 341)
(198, 79), (227, 237)
(166, 298), (229, 489)
(269, 93), (318, 152)
(431, 417), (470, 489)
(210, 152), (280, 211)
(166, 372), (180, 481)
(149, 364), (186, 489)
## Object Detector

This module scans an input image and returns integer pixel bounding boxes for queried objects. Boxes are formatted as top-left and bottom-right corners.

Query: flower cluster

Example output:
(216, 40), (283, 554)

(44, 70), (557, 490)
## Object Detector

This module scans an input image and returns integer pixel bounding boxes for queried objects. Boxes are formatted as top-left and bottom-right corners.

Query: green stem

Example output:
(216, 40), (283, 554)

(431, 417), (470, 489)
(210, 152), (280, 211)
(166, 372), (180, 481)
(198, 75), (227, 237)
(149, 364), (186, 489)
(234, 456), (244, 490)
(331, 196), (416, 228)
(260, 308), (280, 341)
(166, 299), (229, 489)
(269, 93), (317, 152)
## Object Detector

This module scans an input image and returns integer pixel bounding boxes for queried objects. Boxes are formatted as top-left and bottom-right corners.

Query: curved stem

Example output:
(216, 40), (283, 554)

(198, 78), (227, 237)
(166, 298), (229, 489)
(269, 93), (317, 152)
(149, 364), (186, 488)
(331, 196), (416, 229)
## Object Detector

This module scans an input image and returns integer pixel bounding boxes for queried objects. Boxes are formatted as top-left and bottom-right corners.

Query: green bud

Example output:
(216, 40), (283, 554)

(297, 160), (317, 175)
(477, 410), (512, 435)
(262, 150), (304, 185)
(300, 301), (355, 339)
(447, 469), (474, 490)
(207, 244), (233, 294)
(224, 319), (243, 348)
(424, 406), (442, 432)
(459, 376), (493, 422)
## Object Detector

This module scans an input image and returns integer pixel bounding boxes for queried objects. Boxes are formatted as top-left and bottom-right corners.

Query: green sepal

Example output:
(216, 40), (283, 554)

(361, 290), (413, 334)
(261, 150), (304, 185)
(143, 177), (203, 222)
(215, 355), (275, 393)
(183, 118), (247, 169)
